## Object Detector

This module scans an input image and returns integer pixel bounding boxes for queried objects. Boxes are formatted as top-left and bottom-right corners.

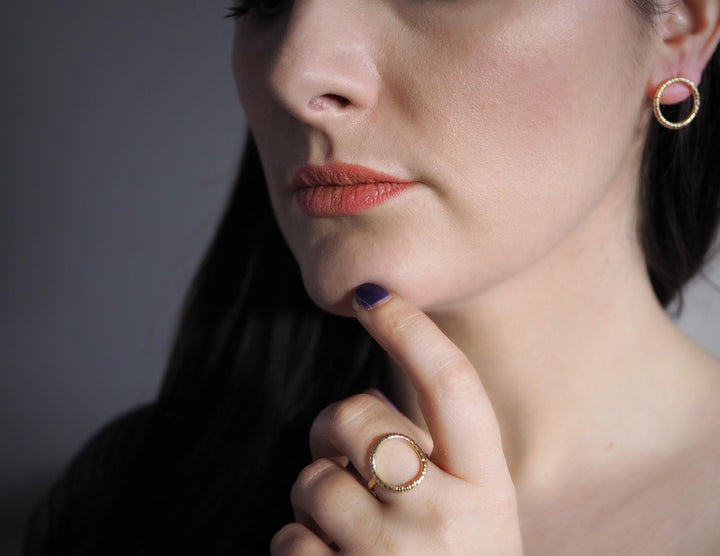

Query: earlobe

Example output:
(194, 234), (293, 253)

(646, 0), (720, 102)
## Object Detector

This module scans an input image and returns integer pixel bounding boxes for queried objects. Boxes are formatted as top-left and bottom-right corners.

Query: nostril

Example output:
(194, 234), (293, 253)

(327, 94), (350, 107)
(308, 94), (351, 111)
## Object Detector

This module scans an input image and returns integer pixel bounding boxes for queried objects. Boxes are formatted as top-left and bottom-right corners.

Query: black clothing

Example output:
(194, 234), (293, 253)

(24, 404), (304, 555)
(24, 407), (153, 555)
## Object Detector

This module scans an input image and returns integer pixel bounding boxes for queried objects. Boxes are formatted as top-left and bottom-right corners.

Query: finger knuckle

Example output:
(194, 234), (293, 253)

(387, 306), (425, 339)
(420, 501), (464, 549)
(427, 492), (497, 549)
(427, 352), (479, 399)
(290, 459), (336, 507)
(325, 393), (382, 438)
(270, 523), (313, 555)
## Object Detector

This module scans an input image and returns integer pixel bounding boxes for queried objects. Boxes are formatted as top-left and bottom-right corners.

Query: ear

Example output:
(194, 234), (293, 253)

(647, 0), (720, 103)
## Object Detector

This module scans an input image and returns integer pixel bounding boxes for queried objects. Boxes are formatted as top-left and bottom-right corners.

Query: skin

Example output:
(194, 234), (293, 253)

(232, 0), (720, 553)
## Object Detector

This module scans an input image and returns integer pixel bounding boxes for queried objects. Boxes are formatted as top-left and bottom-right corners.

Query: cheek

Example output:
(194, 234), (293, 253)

(394, 1), (649, 249)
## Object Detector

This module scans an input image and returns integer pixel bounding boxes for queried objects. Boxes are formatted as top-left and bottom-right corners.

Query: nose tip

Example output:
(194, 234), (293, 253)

(265, 11), (379, 125)
(268, 52), (380, 122)
(275, 65), (378, 116)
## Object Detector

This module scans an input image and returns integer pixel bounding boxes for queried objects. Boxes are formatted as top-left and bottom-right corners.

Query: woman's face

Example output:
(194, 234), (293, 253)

(232, 0), (655, 315)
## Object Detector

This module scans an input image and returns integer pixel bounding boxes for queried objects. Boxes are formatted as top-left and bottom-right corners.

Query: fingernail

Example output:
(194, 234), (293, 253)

(355, 283), (390, 309)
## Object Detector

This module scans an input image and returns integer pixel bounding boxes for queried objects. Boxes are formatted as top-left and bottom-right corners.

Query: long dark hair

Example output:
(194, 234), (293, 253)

(41, 7), (720, 555)
(640, 68), (720, 307)
(634, 2), (720, 308)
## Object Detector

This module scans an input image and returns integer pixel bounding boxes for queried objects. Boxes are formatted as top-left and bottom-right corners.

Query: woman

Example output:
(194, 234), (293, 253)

(26, 0), (720, 554)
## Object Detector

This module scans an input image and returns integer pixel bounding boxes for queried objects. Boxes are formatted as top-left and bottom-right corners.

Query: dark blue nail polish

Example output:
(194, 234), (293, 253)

(355, 283), (390, 309)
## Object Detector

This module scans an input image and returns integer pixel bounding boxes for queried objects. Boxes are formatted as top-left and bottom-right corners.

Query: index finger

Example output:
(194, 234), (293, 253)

(353, 283), (510, 487)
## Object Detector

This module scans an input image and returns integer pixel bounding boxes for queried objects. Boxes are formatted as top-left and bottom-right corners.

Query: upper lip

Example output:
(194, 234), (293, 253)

(291, 162), (413, 191)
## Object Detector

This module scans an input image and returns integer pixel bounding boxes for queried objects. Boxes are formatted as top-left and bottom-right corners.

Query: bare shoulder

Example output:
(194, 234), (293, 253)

(521, 345), (720, 555)
(678, 348), (720, 554)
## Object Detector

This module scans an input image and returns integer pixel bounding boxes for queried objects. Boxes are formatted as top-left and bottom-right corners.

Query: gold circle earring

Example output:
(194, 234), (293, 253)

(653, 76), (700, 130)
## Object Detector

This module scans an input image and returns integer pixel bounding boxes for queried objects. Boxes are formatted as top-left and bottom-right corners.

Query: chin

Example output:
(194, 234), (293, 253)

(293, 244), (384, 316)
(299, 268), (372, 317)
(297, 256), (442, 318)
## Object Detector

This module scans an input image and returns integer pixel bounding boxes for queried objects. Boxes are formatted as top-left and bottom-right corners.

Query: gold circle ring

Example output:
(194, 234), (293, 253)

(653, 77), (700, 130)
(367, 433), (428, 493)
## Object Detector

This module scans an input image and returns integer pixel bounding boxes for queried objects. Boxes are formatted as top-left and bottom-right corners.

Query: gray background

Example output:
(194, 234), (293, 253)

(1, 1), (242, 553)
(1, 2), (718, 555)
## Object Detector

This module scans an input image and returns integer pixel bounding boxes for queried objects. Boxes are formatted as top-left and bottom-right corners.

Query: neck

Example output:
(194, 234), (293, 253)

(388, 168), (707, 489)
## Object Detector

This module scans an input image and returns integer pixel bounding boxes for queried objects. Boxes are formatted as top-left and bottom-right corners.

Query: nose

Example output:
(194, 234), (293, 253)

(266, 2), (380, 126)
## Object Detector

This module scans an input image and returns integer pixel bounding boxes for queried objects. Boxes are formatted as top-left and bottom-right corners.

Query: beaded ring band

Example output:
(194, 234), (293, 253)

(367, 433), (428, 493)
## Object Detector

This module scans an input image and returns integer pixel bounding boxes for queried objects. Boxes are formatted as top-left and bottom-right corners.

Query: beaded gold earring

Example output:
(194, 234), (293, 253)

(653, 76), (700, 129)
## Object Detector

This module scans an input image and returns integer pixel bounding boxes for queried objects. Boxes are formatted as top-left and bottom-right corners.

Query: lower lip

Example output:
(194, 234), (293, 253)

(294, 182), (414, 217)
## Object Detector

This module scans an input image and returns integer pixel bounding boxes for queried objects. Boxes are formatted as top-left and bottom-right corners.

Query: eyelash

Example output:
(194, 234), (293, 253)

(225, 0), (290, 19)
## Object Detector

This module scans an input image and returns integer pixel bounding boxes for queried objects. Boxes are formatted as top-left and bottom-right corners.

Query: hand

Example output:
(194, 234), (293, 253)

(270, 285), (523, 555)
